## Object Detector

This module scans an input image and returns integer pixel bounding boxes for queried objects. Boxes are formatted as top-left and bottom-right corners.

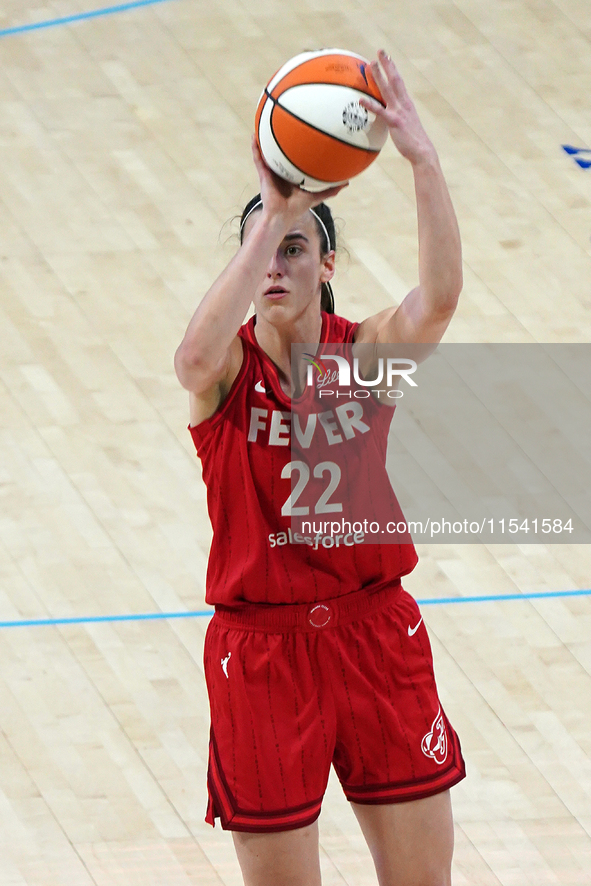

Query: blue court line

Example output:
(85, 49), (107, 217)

(0, 588), (589, 629)
(0, 0), (175, 38)
(419, 588), (591, 606)
(0, 610), (214, 628)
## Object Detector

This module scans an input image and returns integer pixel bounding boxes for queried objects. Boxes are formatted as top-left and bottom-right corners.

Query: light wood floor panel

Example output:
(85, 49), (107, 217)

(0, 0), (590, 883)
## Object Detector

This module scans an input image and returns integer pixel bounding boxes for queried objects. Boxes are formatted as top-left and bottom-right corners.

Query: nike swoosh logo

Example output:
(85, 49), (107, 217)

(255, 380), (265, 393)
(408, 617), (423, 637)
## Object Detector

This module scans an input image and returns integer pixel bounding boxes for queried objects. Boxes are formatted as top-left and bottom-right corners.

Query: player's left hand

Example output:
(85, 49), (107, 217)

(360, 50), (436, 166)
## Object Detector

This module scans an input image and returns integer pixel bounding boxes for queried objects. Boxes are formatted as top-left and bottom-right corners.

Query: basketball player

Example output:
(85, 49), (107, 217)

(175, 52), (464, 886)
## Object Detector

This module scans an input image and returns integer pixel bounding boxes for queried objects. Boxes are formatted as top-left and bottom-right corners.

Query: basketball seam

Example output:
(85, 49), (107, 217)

(268, 83), (385, 111)
(266, 50), (372, 94)
(259, 96), (306, 187)
(266, 90), (382, 161)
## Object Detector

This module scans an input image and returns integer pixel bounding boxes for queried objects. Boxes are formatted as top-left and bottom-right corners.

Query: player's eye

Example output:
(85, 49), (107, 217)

(285, 244), (302, 256)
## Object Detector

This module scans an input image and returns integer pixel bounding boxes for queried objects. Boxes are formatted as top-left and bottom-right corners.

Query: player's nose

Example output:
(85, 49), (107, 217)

(266, 249), (286, 277)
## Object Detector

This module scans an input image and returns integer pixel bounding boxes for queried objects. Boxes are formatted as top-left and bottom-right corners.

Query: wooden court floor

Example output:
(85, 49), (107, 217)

(0, 0), (590, 883)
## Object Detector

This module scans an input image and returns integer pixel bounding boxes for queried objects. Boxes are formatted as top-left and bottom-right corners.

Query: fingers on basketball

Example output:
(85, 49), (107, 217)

(316, 182), (349, 202)
(372, 52), (407, 105)
(256, 50), (389, 189)
(359, 94), (384, 116)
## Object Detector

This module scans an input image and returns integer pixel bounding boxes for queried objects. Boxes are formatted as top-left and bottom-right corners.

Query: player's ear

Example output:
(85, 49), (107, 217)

(320, 250), (336, 283)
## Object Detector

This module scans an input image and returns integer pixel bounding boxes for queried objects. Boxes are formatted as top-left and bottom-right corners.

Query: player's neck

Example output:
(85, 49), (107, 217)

(254, 307), (323, 395)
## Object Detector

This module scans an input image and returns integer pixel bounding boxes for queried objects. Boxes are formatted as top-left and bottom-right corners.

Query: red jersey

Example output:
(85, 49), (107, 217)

(189, 312), (418, 606)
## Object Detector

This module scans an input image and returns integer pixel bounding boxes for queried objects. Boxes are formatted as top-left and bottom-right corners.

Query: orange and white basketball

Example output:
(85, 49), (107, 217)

(255, 49), (388, 192)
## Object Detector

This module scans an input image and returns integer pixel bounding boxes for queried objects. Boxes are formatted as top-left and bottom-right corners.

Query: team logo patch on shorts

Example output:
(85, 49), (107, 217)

(421, 708), (448, 765)
(221, 652), (232, 678)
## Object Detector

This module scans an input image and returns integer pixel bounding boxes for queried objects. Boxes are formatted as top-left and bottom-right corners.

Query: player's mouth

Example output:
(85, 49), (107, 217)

(264, 286), (288, 300)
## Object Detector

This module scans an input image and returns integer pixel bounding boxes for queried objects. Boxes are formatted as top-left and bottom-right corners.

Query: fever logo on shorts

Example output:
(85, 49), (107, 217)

(421, 708), (448, 765)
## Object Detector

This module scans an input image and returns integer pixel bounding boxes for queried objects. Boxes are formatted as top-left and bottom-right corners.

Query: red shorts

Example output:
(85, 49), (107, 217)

(203, 584), (465, 832)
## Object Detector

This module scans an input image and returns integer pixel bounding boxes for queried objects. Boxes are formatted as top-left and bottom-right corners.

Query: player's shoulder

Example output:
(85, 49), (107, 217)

(238, 315), (258, 347)
(325, 311), (359, 343)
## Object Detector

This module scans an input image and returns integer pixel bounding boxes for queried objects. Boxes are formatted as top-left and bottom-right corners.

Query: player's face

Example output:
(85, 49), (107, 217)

(243, 210), (335, 319)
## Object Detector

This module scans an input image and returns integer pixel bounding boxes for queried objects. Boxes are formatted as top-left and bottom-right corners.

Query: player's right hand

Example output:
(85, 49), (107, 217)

(251, 137), (347, 223)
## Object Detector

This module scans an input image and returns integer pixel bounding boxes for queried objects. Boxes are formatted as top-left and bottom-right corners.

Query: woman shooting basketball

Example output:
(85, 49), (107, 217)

(175, 51), (464, 886)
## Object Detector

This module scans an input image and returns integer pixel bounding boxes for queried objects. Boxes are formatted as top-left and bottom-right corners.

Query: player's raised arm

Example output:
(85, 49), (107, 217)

(356, 50), (463, 347)
(174, 141), (345, 397)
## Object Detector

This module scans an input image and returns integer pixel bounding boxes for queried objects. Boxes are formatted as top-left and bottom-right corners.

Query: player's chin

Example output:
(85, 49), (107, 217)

(258, 294), (291, 315)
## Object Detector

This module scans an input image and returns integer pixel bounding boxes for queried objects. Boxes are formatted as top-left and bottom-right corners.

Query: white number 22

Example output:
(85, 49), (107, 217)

(280, 460), (343, 517)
